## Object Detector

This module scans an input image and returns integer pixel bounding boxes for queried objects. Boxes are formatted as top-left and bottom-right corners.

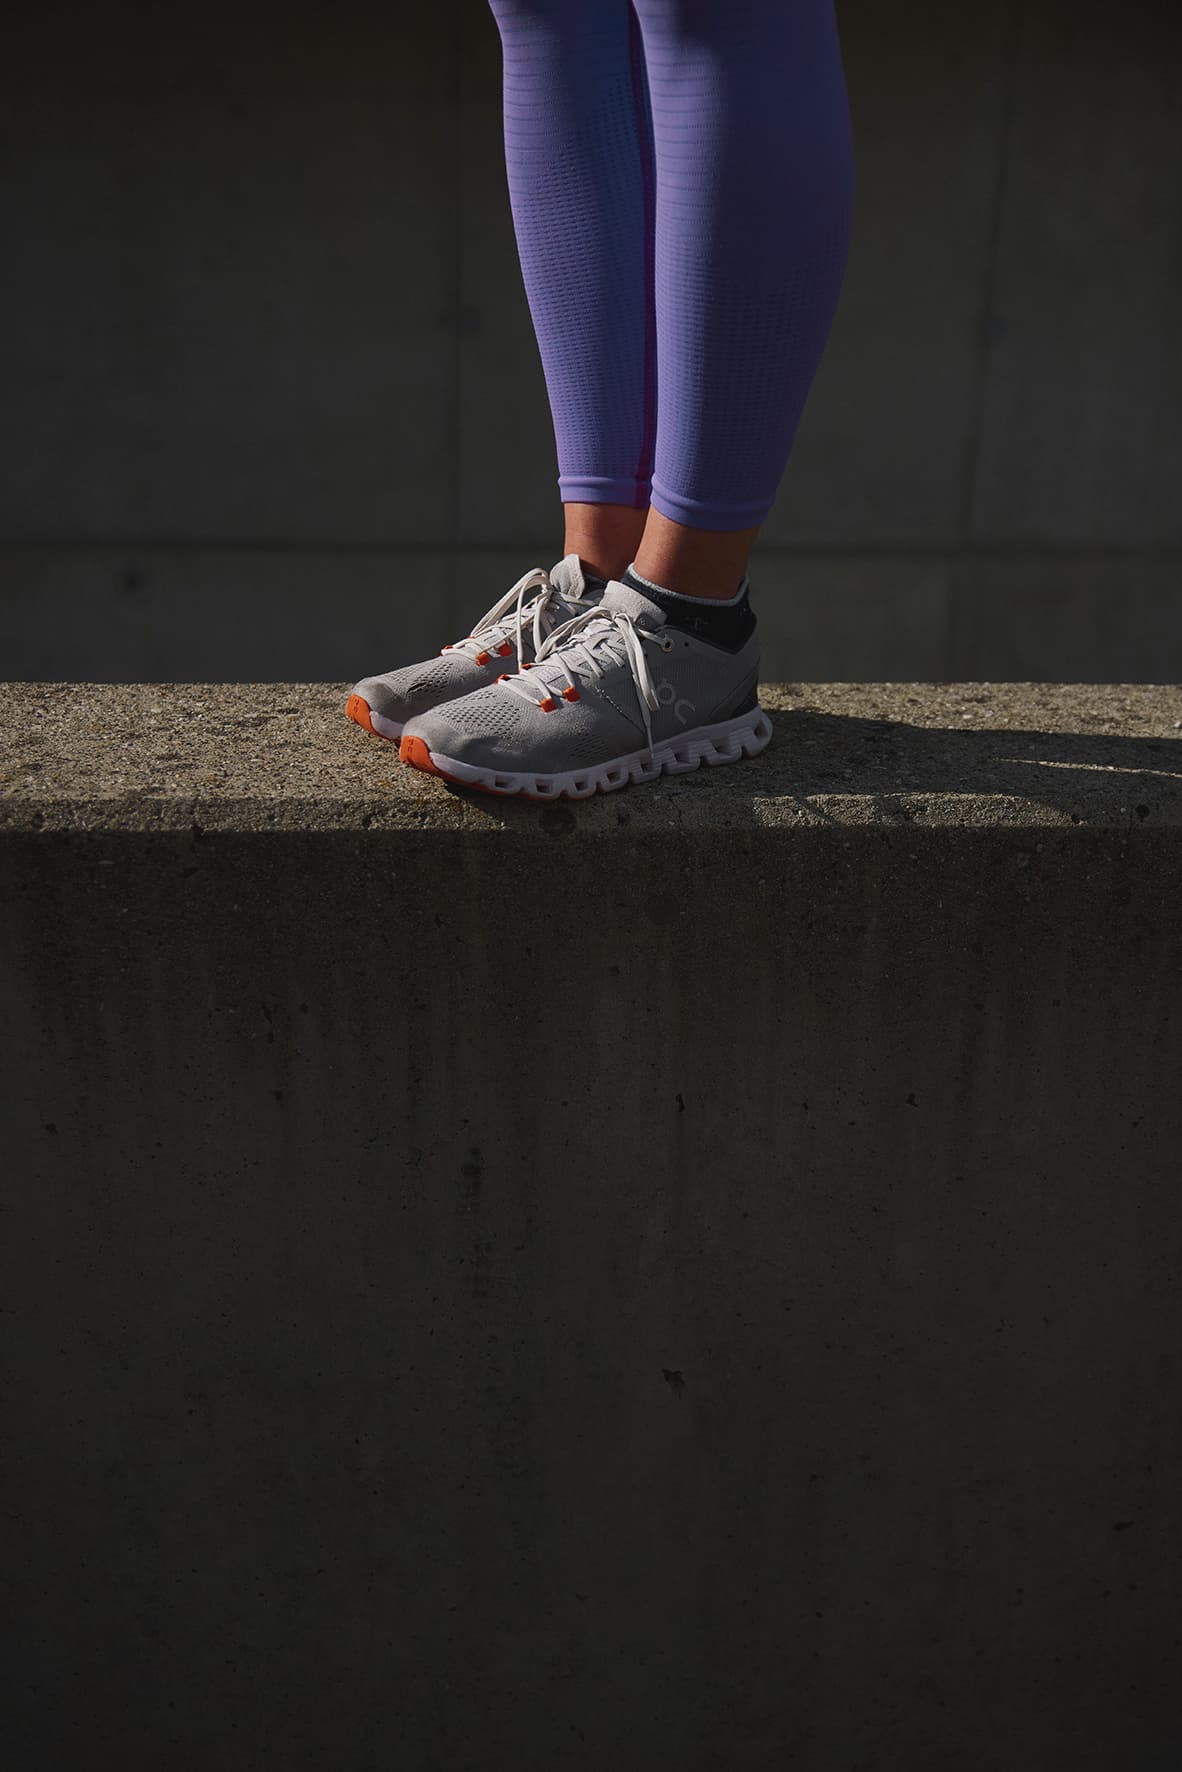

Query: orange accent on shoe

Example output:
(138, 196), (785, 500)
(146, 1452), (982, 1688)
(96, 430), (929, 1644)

(346, 693), (379, 737)
(496, 642), (513, 657)
(399, 733), (516, 797)
(399, 734), (448, 777)
(562, 686), (580, 702)
(520, 660), (533, 669)
(496, 673), (511, 683)
(475, 650), (491, 666)
(539, 696), (557, 713)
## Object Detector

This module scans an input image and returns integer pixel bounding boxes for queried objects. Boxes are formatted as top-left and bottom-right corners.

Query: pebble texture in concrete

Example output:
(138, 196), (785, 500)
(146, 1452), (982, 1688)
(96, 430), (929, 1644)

(4, 681), (1182, 1769)
(3, 680), (1181, 831)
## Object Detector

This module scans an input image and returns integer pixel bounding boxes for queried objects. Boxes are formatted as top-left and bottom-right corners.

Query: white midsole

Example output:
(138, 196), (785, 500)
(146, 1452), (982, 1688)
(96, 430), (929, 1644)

(370, 708), (404, 741)
(419, 705), (774, 799)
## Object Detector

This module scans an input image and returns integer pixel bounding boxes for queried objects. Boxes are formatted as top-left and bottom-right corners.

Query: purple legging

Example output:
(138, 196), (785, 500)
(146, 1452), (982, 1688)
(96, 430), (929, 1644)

(486, 0), (855, 533)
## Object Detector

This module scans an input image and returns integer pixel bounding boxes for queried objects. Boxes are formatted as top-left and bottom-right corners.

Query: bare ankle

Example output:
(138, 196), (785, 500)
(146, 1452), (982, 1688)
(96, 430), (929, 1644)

(562, 501), (650, 583)
(633, 508), (760, 600)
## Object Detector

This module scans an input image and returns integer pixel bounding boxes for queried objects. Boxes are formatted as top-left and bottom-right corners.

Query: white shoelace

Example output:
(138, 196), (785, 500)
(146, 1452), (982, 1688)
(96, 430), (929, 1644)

(505, 606), (670, 756)
(442, 565), (589, 667)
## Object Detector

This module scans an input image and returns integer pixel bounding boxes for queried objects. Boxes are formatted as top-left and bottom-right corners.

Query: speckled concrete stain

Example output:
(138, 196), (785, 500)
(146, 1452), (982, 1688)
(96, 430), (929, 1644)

(3, 680), (1181, 831)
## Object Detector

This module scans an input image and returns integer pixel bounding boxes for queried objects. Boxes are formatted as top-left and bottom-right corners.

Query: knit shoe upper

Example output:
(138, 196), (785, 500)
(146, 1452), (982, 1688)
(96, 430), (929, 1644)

(346, 552), (605, 741)
(398, 580), (772, 799)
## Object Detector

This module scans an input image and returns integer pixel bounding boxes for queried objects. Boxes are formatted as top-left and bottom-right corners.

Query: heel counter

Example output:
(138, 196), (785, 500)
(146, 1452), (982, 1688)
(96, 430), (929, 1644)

(708, 666), (760, 724)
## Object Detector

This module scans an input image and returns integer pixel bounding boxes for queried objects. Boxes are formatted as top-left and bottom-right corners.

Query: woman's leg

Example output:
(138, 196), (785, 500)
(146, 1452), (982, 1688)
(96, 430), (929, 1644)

(486, 0), (657, 582)
(394, 0), (854, 791)
(627, 0), (855, 597)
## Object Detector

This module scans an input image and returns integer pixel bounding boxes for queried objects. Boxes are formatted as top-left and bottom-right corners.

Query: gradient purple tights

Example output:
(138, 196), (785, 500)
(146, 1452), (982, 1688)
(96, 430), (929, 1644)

(485, 0), (855, 532)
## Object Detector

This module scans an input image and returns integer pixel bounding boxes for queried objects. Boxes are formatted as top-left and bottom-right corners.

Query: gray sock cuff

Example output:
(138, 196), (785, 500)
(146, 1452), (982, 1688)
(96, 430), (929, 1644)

(624, 562), (749, 604)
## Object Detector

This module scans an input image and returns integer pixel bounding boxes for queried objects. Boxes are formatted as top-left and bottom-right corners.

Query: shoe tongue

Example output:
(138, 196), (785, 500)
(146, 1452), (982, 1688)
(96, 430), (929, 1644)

(595, 580), (665, 629)
(548, 550), (605, 609)
(477, 554), (604, 654)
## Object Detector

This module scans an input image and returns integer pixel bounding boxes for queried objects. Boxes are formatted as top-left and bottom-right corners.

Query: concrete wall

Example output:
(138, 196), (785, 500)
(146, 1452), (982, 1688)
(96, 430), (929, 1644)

(2, 0), (1180, 683)
(4, 681), (1182, 1767)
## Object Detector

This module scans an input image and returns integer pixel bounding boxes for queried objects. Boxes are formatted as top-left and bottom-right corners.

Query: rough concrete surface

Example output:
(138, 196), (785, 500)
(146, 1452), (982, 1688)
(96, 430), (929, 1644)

(3, 680), (1181, 831)
(3, 681), (1182, 1769)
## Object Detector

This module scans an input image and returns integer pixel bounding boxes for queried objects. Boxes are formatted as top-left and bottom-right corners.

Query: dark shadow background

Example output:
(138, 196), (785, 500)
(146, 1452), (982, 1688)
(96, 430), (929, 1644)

(1, 0), (1180, 682)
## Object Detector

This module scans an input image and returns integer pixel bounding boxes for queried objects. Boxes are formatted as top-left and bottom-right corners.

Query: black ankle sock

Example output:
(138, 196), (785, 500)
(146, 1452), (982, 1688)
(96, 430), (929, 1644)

(620, 564), (756, 652)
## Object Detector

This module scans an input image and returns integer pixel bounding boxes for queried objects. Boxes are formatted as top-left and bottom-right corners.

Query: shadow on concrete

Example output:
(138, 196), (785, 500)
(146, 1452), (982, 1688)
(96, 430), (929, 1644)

(420, 705), (1182, 830)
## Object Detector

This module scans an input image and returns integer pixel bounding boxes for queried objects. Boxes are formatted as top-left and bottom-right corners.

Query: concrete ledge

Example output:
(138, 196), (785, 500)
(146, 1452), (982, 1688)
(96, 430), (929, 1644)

(4, 684), (1182, 1769)
(3, 680), (1181, 831)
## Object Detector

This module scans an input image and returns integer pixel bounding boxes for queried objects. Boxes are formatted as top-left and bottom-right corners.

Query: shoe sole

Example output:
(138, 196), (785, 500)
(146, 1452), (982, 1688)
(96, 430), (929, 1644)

(345, 694), (403, 743)
(399, 706), (773, 800)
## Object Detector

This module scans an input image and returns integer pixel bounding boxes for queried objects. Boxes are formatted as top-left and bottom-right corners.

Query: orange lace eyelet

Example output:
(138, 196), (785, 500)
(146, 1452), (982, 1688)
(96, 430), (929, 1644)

(475, 649), (491, 666)
(496, 642), (513, 657)
(539, 696), (557, 713)
(562, 686), (580, 702)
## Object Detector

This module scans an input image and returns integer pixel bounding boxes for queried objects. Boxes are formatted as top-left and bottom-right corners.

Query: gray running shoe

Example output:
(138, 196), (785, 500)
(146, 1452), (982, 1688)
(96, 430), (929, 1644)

(345, 552), (605, 742)
(398, 580), (772, 799)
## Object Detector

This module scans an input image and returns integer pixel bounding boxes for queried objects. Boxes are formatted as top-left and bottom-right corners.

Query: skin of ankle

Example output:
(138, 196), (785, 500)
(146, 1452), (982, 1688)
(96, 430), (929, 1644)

(562, 501), (650, 583)
(633, 507), (761, 599)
